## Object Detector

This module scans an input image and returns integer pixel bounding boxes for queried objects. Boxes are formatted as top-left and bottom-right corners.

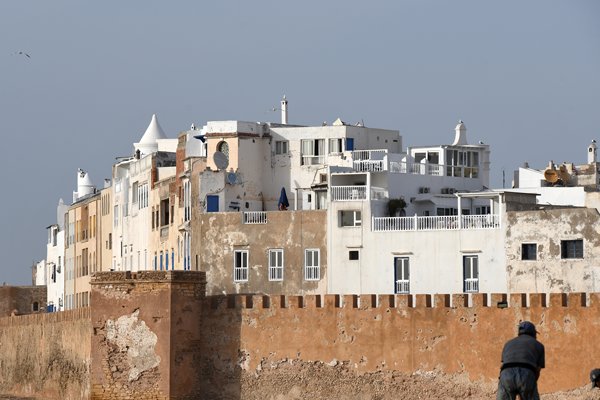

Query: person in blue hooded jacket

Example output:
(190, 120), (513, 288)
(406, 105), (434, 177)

(497, 321), (545, 400)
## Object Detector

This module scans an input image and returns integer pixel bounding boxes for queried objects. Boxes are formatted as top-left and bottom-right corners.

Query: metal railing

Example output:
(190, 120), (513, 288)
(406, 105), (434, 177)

(372, 214), (500, 232)
(395, 280), (410, 294)
(331, 186), (367, 201)
(243, 211), (268, 224)
(464, 278), (479, 293)
(353, 159), (385, 172)
(388, 161), (479, 178)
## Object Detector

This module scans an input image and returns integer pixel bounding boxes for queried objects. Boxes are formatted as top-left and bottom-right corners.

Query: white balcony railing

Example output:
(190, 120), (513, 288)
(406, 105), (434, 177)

(242, 211), (267, 224)
(353, 160), (385, 172)
(395, 280), (410, 294)
(464, 278), (479, 293)
(389, 161), (479, 178)
(331, 186), (367, 201)
(352, 149), (388, 172)
(372, 214), (500, 232)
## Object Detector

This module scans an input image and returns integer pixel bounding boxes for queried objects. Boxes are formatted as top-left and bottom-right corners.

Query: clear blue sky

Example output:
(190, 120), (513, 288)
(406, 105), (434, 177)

(1, 1), (599, 284)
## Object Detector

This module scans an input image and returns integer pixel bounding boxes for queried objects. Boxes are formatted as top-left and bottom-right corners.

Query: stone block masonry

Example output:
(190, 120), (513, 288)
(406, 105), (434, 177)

(200, 292), (600, 395)
(1, 272), (599, 398)
(90, 271), (206, 400)
(0, 308), (90, 399)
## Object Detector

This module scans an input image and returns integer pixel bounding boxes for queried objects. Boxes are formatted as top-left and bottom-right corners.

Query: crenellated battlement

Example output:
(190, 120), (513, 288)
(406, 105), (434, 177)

(204, 292), (598, 310)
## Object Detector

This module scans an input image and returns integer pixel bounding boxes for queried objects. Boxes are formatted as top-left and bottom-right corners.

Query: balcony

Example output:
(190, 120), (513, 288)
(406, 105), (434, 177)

(464, 278), (479, 293)
(372, 214), (500, 232)
(395, 280), (410, 294)
(243, 211), (267, 224)
(352, 150), (387, 172)
(331, 186), (367, 201)
(160, 226), (169, 239)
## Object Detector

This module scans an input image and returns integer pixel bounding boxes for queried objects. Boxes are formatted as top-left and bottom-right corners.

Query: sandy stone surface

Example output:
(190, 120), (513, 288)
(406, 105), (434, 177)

(240, 360), (599, 400)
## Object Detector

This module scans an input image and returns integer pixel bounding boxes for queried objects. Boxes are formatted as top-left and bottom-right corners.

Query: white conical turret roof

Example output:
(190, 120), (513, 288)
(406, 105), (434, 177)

(139, 114), (167, 144)
(134, 114), (167, 157)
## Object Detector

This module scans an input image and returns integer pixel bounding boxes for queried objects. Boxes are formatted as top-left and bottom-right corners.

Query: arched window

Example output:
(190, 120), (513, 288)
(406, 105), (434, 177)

(217, 141), (229, 160)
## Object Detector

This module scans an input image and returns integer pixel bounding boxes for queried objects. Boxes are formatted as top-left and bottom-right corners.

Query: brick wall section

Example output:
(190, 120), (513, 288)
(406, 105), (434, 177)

(0, 308), (91, 399)
(200, 292), (600, 394)
(90, 271), (206, 400)
(0, 285), (47, 316)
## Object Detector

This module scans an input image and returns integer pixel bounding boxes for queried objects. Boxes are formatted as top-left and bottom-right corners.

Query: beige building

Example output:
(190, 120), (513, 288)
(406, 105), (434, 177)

(64, 192), (101, 308)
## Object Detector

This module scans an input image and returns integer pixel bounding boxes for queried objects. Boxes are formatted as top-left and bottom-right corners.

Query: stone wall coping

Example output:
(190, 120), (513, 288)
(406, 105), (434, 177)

(207, 292), (597, 310)
(91, 270), (206, 284)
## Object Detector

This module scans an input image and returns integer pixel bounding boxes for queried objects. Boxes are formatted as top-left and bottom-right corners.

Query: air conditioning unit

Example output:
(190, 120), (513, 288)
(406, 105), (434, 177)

(448, 188), (456, 194)
(419, 187), (430, 194)
(441, 188), (449, 194)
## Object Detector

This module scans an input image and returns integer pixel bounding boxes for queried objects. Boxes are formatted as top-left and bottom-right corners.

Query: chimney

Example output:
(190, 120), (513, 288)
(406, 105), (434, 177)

(588, 140), (597, 164)
(281, 95), (288, 125)
(452, 120), (467, 145)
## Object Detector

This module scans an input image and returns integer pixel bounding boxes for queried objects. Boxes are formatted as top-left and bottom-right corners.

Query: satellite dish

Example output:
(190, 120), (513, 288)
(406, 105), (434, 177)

(544, 168), (558, 184)
(213, 151), (229, 170)
(227, 172), (237, 185)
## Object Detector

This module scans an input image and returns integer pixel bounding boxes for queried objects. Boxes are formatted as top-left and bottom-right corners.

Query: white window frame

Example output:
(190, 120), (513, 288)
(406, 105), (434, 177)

(234, 250), (249, 282)
(329, 138), (343, 154)
(275, 140), (288, 155)
(394, 257), (410, 294)
(304, 249), (320, 281)
(268, 249), (284, 281)
(463, 255), (479, 293)
(340, 210), (362, 227)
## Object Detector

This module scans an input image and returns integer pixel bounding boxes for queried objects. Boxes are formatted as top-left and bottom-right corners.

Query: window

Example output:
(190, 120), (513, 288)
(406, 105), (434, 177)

(138, 183), (148, 209)
(160, 199), (170, 226)
(394, 257), (409, 294)
(114, 205), (119, 226)
(561, 239), (583, 259)
(304, 249), (320, 281)
(349, 250), (359, 260)
(301, 139), (325, 165)
(275, 141), (288, 155)
(234, 250), (249, 282)
(217, 141), (229, 160)
(132, 182), (138, 204)
(522, 243), (537, 261)
(268, 249), (284, 281)
(183, 180), (191, 222)
(446, 149), (480, 178)
(340, 210), (361, 227)
(329, 138), (343, 154)
(463, 255), (479, 293)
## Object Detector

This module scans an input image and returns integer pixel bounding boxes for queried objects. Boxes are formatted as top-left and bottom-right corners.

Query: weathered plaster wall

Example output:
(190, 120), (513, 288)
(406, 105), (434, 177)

(200, 292), (600, 395)
(195, 210), (327, 296)
(0, 308), (90, 399)
(90, 271), (206, 400)
(0, 285), (47, 316)
(506, 207), (600, 292)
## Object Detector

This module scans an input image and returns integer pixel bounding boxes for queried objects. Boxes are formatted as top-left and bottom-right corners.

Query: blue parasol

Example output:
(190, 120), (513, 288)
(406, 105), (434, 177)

(278, 187), (289, 210)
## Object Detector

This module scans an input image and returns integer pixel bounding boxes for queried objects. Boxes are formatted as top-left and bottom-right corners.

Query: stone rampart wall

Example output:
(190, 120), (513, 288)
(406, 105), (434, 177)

(200, 292), (600, 395)
(0, 308), (91, 399)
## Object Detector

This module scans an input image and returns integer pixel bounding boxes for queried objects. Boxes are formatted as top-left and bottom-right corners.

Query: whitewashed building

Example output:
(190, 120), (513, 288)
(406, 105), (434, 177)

(112, 114), (179, 272)
(44, 199), (68, 311)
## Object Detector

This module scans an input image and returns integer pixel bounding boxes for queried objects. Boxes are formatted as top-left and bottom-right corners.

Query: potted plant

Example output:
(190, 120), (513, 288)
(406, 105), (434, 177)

(388, 198), (407, 217)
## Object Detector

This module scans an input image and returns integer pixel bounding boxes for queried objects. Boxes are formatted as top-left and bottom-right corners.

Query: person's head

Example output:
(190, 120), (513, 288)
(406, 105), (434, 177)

(590, 369), (600, 389)
(518, 321), (537, 338)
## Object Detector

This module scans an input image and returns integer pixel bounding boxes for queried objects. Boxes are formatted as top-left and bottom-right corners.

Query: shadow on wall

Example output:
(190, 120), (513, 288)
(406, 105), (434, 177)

(197, 295), (243, 400)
